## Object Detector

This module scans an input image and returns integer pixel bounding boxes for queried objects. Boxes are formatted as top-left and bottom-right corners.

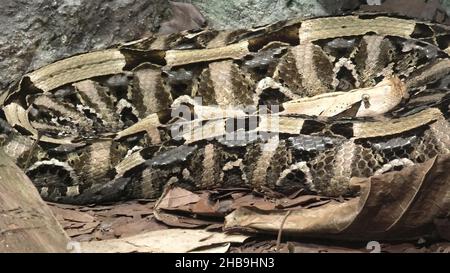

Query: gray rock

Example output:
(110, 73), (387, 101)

(0, 0), (171, 92)
(191, 0), (327, 29)
(191, 0), (369, 30)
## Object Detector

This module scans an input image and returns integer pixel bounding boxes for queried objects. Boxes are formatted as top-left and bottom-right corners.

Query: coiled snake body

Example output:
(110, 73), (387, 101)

(1, 15), (450, 204)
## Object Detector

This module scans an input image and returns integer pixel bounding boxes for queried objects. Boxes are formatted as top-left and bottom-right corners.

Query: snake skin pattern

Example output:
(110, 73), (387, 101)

(1, 14), (450, 204)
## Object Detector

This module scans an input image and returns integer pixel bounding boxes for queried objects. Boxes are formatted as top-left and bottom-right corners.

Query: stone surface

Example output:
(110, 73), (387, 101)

(192, 0), (327, 30)
(192, 0), (370, 29)
(0, 0), (171, 92)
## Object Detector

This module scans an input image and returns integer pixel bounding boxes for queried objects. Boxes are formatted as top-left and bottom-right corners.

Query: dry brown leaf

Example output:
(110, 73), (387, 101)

(79, 229), (248, 253)
(275, 195), (327, 209)
(340, 154), (450, 240)
(108, 203), (153, 218)
(62, 222), (85, 229)
(154, 209), (216, 228)
(154, 187), (227, 227)
(50, 206), (95, 223)
(66, 221), (99, 237)
(190, 193), (220, 216)
(231, 194), (276, 211)
(225, 154), (450, 240)
(112, 217), (168, 238)
(159, 1), (206, 34)
(157, 187), (201, 209)
(226, 198), (360, 235)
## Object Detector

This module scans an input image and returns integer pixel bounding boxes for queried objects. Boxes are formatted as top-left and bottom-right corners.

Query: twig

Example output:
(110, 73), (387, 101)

(24, 132), (41, 169)
(275, 210), (292, 252)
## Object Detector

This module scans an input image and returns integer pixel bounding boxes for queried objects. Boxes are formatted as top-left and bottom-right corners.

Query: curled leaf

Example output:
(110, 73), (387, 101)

(225, 154), (450, 240)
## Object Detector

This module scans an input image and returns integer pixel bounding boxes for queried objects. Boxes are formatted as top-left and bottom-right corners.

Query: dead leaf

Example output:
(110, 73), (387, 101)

(80, 229), (248, 253)
(231, 194), (276, 211)
(159, 1), (207, 34)
(108, 203), (153, 218)
(190, 193), (220, 216)
(205, 223), (224, 232)
(157, 187), (201, 209)
(340, 154), (450, 240)
(428, 242), (450, 253)
(154, 209), (217, 228)
(50, 206), (95, 223)
(190, 243), (231, 253)
(66, 221), (99, 237)
(226, 198), (360, 235)
(154, 187), (230, 227)
(62, 222), (85, 229)
(112, 217), (168, 238)
(275, 195), (326, 209)
(225, 154), (450, 240)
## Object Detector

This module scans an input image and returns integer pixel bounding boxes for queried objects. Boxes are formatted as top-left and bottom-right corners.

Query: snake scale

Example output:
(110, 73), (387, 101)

(1, 14), (450, 204)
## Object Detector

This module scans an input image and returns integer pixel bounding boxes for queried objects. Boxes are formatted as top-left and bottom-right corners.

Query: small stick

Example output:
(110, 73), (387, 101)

(24, 132), (41, 169)
(276, 210), (292, 252)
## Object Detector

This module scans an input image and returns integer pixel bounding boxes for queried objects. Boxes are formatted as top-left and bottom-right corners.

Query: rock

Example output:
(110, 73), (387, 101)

(0, 0), (171, 92)
(191, 0), (328, 30)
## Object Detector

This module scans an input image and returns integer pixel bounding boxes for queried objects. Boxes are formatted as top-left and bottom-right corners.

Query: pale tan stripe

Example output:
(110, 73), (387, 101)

(133, 66), (172, 115)
(83, 140), (112, 184)
(179, 113), (306, 143)
(300, 16), (415, 44)
(115, 114), (161, 144)
(353, 108), (443, 139)
(165, 41), (249, 66)
(291, 44), (330, 96)
(3, 103), (76, 144)
(0, 90), (8, 106)
(201, 143), (218, 188)
(2, 134), (34, 160)
(178, 108), (442, 143)
(183, 119), (226, 143)
(206, 30), (233, 48)
(258, 115), (304, 135)
(329, 140), (355, 196)
(73, 80), (117, 124)
(33, 95), (91, 128)
(209, 61), (235, 106)
(27, 49), (126, 92)
(140, 168), (157, 198)
(115, 150), (146, 177)
(406, 59), (450, 89)
(251, 137), (279, 188)
(445, 47), (450, 56)
(429, 119), (450, 154)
